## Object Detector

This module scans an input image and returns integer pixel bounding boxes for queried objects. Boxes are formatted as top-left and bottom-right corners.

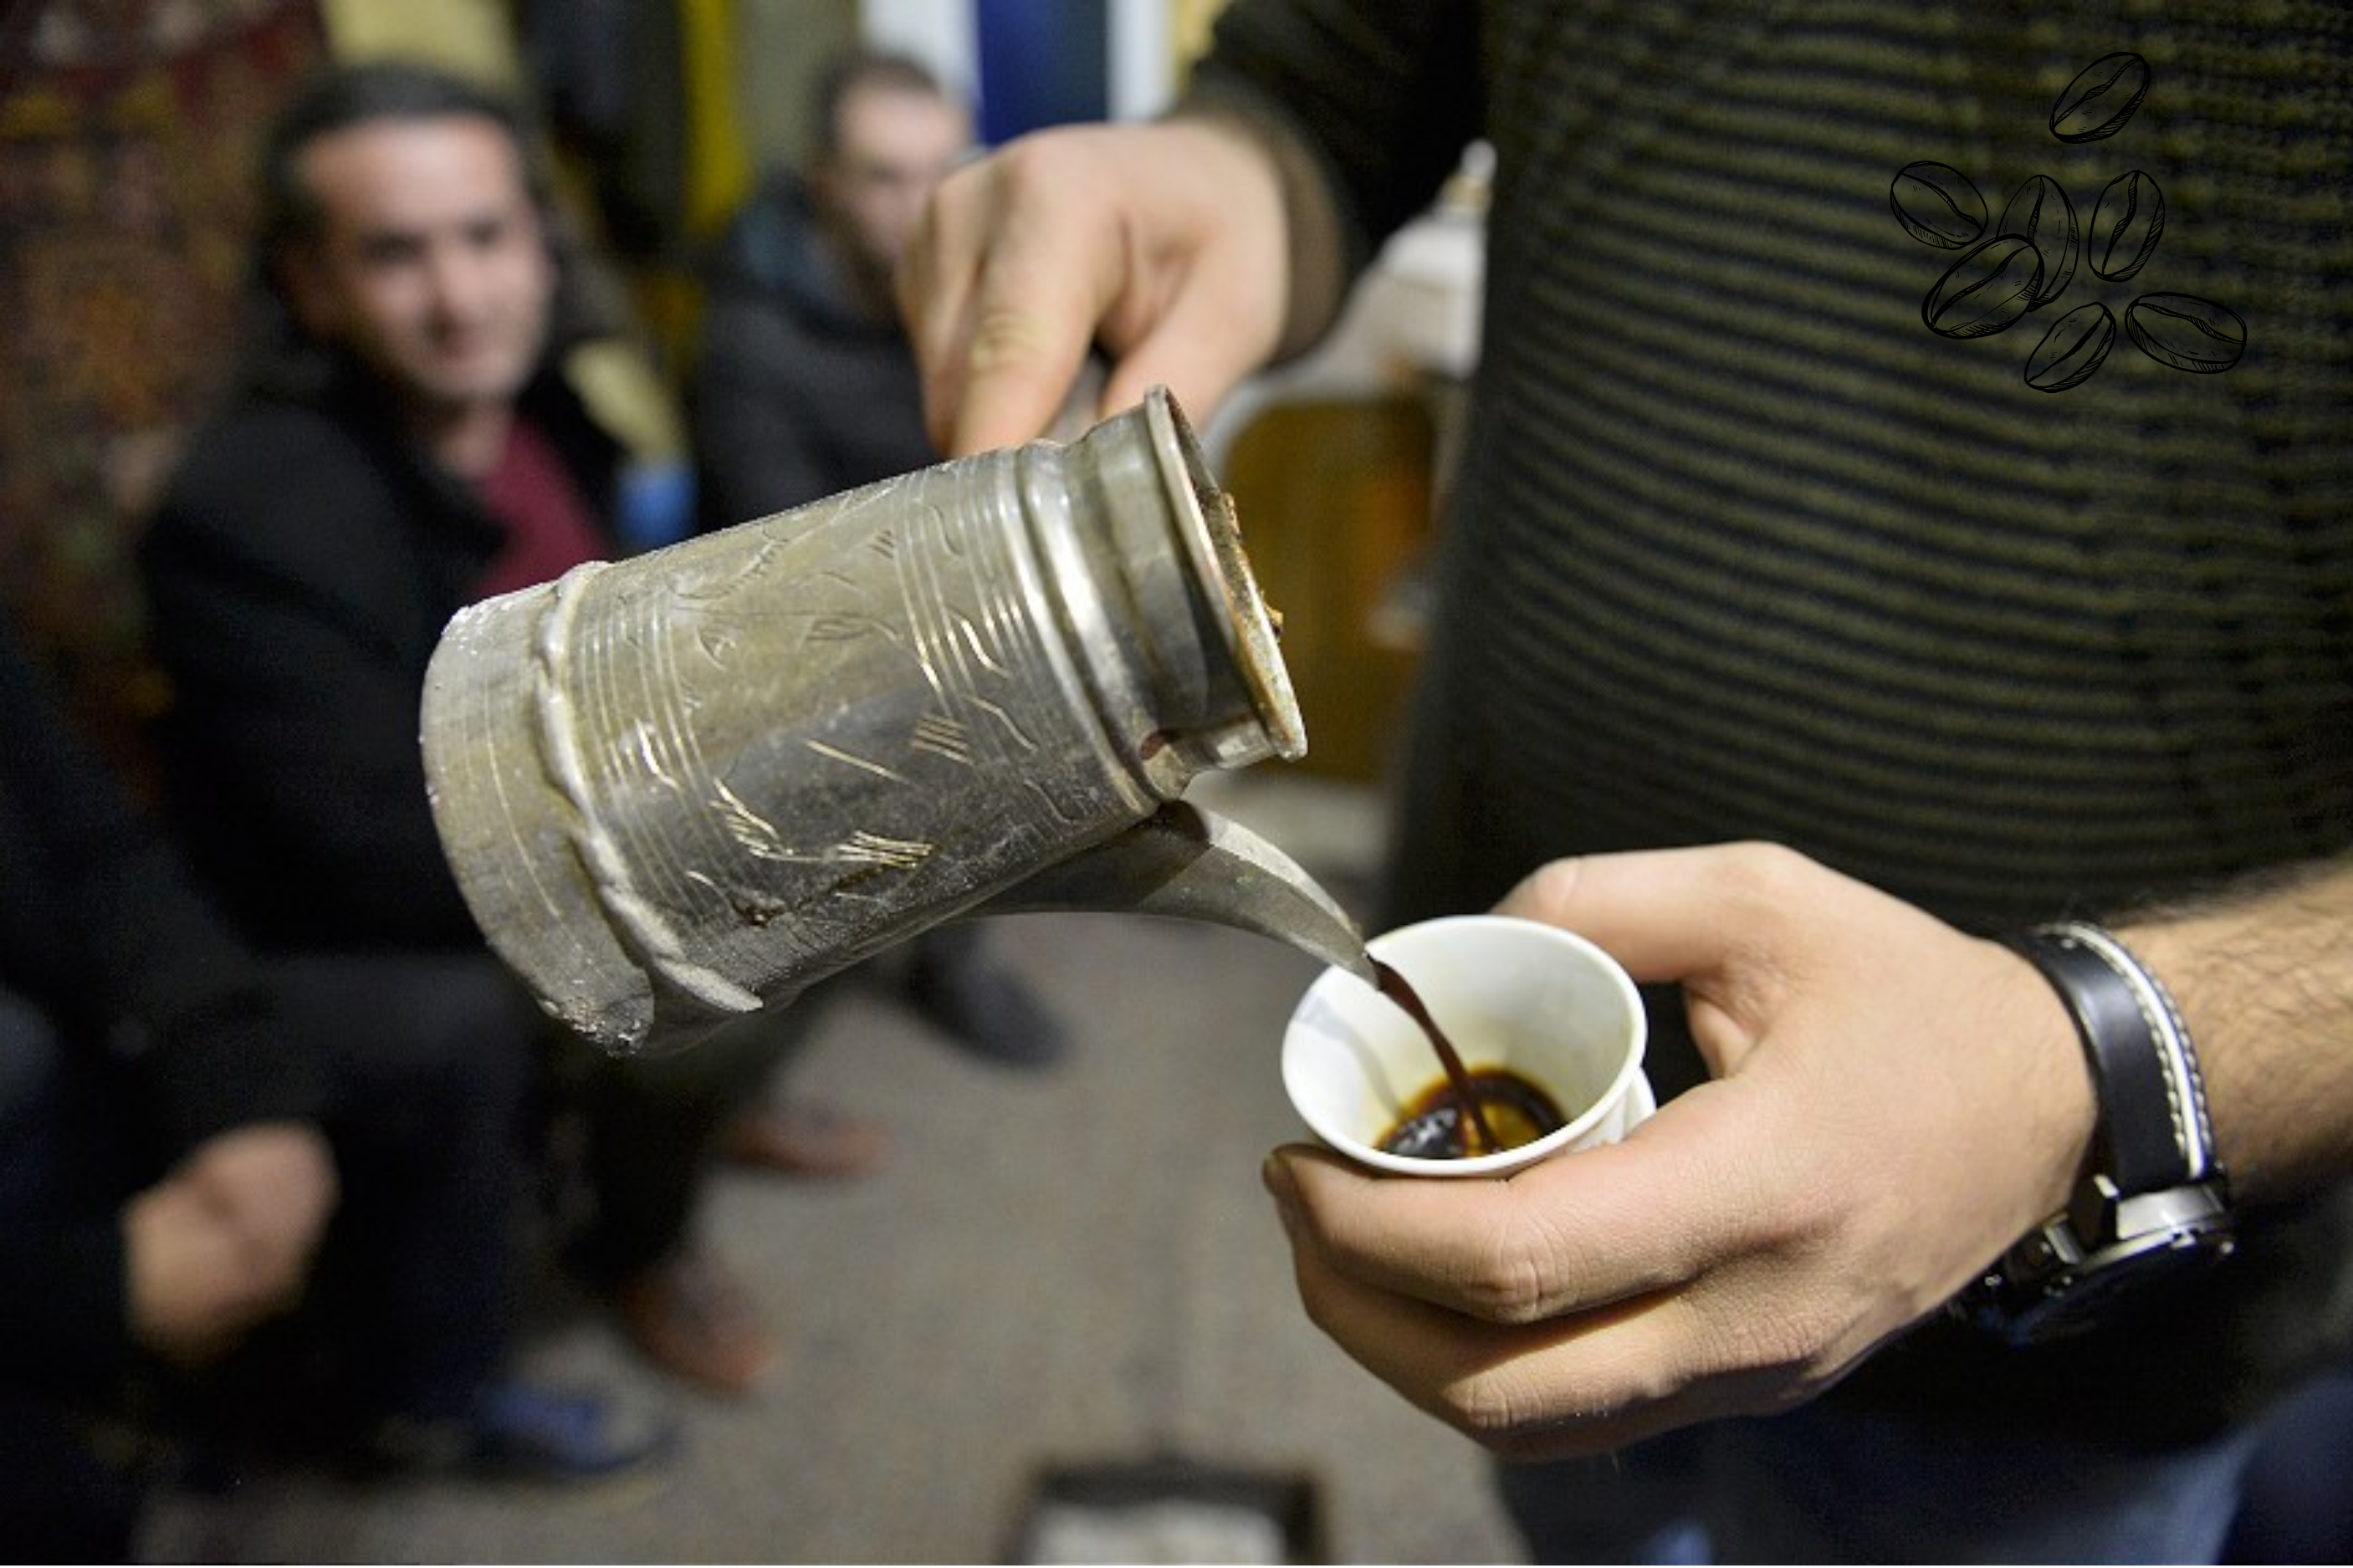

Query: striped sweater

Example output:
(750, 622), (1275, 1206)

(1197, 0), (2350, 1440)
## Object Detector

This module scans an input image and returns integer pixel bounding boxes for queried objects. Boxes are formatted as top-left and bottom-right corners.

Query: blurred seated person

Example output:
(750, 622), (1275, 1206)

(0, 610), (666, 1557)
(137, 57), (822, 1397)
(690, 46), (1067, 1069)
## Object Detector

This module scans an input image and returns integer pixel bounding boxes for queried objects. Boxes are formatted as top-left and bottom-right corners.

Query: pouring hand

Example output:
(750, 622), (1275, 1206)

(896, 118), (1292, 457)
(1261, 842), (2095, 1460)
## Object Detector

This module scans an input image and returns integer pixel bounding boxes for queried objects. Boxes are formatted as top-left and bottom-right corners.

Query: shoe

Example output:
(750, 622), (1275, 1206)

(904, 930), (1069, 1068)
(366, 1381), (676, 1484)
(722, 1101), (887, 1178)
(614, 1249), (778, 1397)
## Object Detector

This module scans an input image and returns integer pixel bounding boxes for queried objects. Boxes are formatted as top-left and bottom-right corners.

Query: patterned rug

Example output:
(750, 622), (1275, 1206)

(0, 0), (323, 765)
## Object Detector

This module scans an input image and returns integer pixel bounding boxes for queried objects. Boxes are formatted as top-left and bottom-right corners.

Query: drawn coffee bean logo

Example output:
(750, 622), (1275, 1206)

(2049, 52), (2153, 142)
(2024, 302), (2117, 392)
(1885, 51), (2246, 391)
(2125, 294), (2248, 372)
(2087, 170), (2165, 280)
(1923, 236), (2045, 339)
(1997, 176), (2078, 307)
(1890, 161), (1987, 248)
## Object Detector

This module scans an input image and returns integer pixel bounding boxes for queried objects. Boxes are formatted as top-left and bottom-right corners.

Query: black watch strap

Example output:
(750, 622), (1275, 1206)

(2004, 921), (2218, 1196)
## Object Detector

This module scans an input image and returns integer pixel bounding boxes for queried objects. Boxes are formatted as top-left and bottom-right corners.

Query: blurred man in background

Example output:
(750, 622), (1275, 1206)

(140, 58), (795, 1401)
(4, 588), (670, 1553)
(690, 47), (1069, 1072)
(3, 610), (337, 1554)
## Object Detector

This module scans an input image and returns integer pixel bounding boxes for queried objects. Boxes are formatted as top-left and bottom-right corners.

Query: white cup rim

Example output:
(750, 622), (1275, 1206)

(1282, 914), (1649, 1177)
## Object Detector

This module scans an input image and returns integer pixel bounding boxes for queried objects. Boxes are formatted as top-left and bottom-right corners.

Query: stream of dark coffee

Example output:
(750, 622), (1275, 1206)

(1371, 956), (1503, 1154)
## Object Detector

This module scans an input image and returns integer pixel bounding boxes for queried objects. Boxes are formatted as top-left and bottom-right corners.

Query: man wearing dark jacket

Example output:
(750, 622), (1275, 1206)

(5, 598), (672, 1528)
(690, 48), (1067, 1067)
(901, 1), (2353, 1557)
(1, 609), (336, 1555)
(141, 59), (786, 1399)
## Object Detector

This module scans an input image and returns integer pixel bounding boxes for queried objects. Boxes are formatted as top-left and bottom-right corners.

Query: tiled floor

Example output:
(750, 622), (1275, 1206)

(141, 769), (1530, 1563)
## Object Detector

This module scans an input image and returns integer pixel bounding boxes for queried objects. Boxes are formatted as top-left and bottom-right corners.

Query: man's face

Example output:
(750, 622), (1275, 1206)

(282, 114), (553, 420)
(816, 83), (971, 275)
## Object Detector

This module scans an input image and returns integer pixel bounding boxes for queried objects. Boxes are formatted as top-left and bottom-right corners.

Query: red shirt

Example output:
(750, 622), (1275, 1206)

(471, 416), (608, 600)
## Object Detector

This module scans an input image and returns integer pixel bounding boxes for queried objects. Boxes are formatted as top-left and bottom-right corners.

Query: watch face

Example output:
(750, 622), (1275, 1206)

(1992, 1211), (2237, 1346)
(1962, 1185), (2236, 1346)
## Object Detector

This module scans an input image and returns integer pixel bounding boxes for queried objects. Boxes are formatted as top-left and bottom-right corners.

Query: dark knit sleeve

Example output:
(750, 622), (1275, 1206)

(1179, 0), (1485, 348)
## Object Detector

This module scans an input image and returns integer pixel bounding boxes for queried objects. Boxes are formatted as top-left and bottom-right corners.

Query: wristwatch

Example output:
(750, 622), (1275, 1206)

(1954, 921), (2237, 1346)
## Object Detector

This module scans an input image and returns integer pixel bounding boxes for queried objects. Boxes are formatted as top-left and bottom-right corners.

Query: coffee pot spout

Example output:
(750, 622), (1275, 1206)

(985, 801), (1377, 983)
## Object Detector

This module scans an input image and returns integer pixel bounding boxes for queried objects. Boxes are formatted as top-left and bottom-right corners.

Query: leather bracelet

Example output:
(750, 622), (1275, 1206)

(2004, 922), (2219, 1196)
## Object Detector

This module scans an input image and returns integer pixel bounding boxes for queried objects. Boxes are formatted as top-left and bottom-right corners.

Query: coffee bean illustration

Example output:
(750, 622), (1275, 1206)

(2088, 170), (2166, 280)
(1997, 176), (2079, 308)
(2050, 52), (2151, 142)
(1883, 52), (2245, 391)
(2023, 302), (2117, 392)
(1922, 235), (2045, 339)
(1891, 161), (1987, 248)
(2125, 294), (2247, 372)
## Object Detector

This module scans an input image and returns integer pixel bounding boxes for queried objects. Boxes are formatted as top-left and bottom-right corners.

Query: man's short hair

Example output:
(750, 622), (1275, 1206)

(235, 57), (607, 392)
(811, 49), (956, 161)
(257, 58), (538, 262)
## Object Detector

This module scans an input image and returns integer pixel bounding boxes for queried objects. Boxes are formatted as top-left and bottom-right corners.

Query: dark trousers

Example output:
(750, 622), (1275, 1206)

(553, 999), (814, 1287)
(0, 956), (535, 1543)
(270, 951), (540, 1426)
(279, 952), (815, 1372)
(0, 989), (141, 1559)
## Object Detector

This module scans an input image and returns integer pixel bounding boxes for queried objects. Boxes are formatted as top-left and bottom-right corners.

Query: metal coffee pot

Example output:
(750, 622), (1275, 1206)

(422, 387), (1373, 1055)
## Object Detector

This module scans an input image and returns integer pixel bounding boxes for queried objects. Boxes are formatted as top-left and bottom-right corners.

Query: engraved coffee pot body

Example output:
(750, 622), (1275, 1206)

(422, 388), (1370, 1055)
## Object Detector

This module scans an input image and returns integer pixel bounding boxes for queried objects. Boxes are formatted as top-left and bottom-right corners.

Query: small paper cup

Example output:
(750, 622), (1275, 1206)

(1282, 915), (1653, 1177)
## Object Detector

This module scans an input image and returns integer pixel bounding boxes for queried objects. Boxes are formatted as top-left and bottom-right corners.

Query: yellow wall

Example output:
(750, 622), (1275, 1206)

(317, 0), (523, 83)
